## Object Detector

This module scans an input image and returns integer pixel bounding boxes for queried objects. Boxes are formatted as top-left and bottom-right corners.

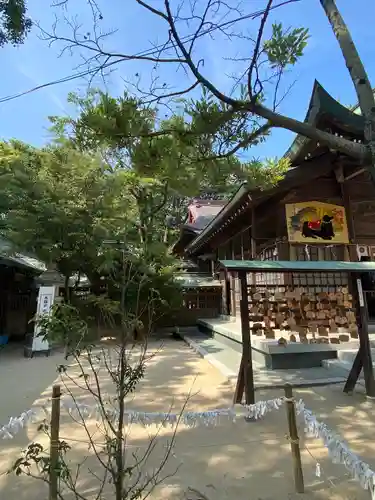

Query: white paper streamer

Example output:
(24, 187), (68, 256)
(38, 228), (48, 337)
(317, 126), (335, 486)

(0, 397), (285, 439)
(242, 397), (284, 420)
(315, 462), (321, 478)
(297, 401), (375, 496)
(3, 396), (375, 498)
(60, 396), (286, 427)
(0, 410), (38, 440)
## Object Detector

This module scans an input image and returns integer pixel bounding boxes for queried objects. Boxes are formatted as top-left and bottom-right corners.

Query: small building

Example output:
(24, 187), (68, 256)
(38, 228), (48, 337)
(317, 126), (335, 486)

(0, 240), (45, 346)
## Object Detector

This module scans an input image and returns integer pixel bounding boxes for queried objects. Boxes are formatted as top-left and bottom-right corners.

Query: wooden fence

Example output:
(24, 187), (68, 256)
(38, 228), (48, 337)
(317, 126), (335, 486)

(156, 286), (223, 328)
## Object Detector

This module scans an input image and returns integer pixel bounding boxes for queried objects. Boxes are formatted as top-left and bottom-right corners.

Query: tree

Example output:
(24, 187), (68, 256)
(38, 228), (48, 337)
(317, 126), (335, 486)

(49, 89), (289, 223)
(12, 253), (183, 500)
(0, 138), (183, 341)
(0, 0), (31, 47)
(42, 0), (374, 170)
(0, 140), (128, 296)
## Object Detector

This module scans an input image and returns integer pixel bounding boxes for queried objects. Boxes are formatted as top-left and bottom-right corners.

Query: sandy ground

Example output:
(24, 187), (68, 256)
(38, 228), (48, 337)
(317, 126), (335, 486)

(0, 339), (375, 500)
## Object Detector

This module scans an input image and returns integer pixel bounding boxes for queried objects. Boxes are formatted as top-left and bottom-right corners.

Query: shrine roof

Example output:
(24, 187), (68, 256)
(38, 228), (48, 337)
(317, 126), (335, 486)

(183, 82), (368, 256)
(285, 80), (365, 164)
(219, 260), (375, 273)
(0, 237), (45, 272)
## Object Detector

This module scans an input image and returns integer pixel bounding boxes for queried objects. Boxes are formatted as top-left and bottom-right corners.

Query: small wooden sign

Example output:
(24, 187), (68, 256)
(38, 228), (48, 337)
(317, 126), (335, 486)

(356, 278), (364, 308)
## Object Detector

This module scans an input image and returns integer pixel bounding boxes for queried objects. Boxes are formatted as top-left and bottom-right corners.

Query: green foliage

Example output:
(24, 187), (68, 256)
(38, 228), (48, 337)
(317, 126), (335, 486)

(263, 23), (309, 69)
(50, 90), (156, 154)
(0, 86), (289, 344)
(0, 138), (182, 339)
(50, 89), (288, 204)
(0, 0), (32, 47)
(0, 140), (128, 280)
(35, 302), (89, 355)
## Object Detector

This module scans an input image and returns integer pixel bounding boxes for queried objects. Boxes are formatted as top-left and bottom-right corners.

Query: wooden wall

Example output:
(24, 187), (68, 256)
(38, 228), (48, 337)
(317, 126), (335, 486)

(194, 164), (375, 318)
(345, 170), (375, 245)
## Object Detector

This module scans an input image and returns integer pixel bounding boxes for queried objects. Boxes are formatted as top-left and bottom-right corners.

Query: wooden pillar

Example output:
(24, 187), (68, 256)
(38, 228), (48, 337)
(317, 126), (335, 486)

(344, 273), (375, 397)
(229, 239), (237, 317)
(224, 243), (232, 316)
(289, 244), (297, 261)
(335, 164), (357, 261)
(251, 208), (256, 259)
(0, 290), (8, 335)
(233, 271), (255, 405)
(278, 239), (289, 260)
(251, 208), (257, 286)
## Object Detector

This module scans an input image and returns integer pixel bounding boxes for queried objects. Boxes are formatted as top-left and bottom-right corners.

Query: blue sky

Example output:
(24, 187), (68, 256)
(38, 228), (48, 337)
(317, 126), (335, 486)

(0, 0), (374, 160)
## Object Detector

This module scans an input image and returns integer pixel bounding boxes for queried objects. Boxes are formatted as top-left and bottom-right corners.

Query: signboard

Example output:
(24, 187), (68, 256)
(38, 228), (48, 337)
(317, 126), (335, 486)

(357, 278), (365, 308)
(285, 201), (349, 244)
(31, 285), (56, 353)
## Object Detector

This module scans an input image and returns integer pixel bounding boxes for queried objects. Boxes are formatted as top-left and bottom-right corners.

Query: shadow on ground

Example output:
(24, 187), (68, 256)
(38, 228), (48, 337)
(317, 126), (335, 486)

(0, 338), (374, 500)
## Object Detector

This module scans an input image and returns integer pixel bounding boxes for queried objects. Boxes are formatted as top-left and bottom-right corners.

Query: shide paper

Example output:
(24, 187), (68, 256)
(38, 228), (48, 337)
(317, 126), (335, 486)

(2, 395), (375, 498)
(296, 400), (375, 497)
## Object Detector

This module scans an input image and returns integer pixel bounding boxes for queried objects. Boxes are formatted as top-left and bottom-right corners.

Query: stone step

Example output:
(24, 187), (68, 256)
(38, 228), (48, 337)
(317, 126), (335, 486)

(198, 319), (348, 370)
(337, 348), (375, 365)
(322, 359), (366, 382)
(183, 331), (348, 388)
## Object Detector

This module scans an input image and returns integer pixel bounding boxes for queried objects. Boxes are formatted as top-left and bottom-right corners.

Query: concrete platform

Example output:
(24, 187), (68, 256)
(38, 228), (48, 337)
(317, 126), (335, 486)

(182, 330), (349, 389)
(197, 317), (363, 370)
(322, 347), (375, 378)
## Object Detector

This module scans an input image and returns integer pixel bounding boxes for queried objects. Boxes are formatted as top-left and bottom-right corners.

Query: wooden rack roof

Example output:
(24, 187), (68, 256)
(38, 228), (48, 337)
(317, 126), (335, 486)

(219, 260), (375, 273)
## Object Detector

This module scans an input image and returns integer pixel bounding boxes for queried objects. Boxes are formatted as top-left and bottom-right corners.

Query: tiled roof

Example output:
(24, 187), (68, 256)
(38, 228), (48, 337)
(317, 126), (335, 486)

(187, 200), (226, 230)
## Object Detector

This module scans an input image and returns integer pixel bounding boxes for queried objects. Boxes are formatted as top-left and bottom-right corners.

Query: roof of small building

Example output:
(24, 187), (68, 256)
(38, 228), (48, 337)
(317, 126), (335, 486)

(187, 199), (227, 230)
(172, 199), (227, 254)
(219, 259), (375, 273)
(284, 80), (364, 165)
(0, 237), (45, 272)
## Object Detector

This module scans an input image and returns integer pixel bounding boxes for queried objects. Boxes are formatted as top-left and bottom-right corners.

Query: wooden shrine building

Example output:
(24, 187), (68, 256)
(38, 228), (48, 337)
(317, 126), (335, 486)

(174, 81), (375, 319)
(172, 81), (375, 391)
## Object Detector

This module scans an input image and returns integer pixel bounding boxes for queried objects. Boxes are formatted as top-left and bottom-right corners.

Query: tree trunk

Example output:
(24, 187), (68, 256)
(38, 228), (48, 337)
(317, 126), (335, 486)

(64, 275), (71, 304)
(319, 0), (375, 179)
(152, 0), (374, 164)
(251, 102), (369, 162)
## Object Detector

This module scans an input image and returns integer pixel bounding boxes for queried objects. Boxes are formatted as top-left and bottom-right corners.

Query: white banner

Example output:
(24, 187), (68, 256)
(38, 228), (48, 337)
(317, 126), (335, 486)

(31, 285), (56, 352)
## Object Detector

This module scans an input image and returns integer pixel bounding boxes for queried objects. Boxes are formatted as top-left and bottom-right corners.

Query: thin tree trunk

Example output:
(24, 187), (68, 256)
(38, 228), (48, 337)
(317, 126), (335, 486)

(319, 0), (375, 179)
(64, 275), (71, 304)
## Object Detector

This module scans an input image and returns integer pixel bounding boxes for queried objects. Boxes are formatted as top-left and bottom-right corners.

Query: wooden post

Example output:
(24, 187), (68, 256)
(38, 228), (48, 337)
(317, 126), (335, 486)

(233, 271), (255, 405)
(251, 208), (256, 285)
(284, 384), (304, 494)
(335, 164), (357, 262)
(240, 231), (245, 260)
(251, 208), (256, 259)
(344, 274), (375, 397)
(230, 240), (236, 317)
(49, 385), (61, 500)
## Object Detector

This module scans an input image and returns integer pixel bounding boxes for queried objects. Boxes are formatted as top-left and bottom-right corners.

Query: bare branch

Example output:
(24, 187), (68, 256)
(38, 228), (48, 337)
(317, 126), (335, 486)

(248, 0), (274, 101)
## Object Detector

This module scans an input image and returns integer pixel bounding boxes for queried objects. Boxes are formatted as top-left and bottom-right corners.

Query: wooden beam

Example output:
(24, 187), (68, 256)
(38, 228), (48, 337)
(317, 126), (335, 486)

(344, 168), (366, 182)
(334, 163), (357, 262)
(226, 239), (237, 318)
(344, 274), (375, 397)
